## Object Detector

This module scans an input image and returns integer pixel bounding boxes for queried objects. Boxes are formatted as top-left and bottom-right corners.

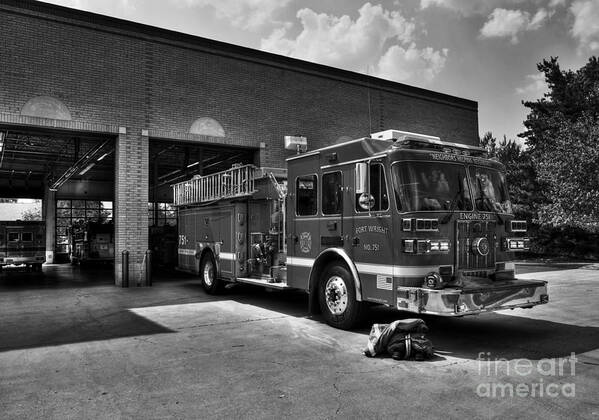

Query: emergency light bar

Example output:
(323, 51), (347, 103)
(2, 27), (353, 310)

(371, 129), (487, 157)
(371, 129), (440, 143)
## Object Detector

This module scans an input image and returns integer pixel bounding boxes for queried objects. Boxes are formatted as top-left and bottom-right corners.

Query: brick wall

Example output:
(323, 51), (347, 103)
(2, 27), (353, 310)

(0, 1), (478, 285)
(0, 2), (478, 158)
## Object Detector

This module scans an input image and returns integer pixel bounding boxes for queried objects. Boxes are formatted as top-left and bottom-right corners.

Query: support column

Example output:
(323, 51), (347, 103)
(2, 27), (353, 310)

(114, 127), (149, 286)
(258, 142), (267, 167)
(43, 186), (56, 264)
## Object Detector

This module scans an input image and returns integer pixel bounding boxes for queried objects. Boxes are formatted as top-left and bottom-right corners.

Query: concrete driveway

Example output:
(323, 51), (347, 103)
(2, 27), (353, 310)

(0, 263), (597, 419)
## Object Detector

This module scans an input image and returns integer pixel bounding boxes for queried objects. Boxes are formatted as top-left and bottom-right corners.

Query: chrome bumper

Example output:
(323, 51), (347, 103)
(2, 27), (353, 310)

(396, 279), (548, 316)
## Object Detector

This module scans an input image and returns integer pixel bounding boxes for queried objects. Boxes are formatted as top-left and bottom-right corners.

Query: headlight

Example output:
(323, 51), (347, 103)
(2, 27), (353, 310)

(403, 239), (450, 253)
(505, 238), (530, 251)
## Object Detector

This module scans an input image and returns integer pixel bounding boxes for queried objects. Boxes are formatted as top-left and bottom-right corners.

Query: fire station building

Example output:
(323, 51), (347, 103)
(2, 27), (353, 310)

(0, 0), (478, 284)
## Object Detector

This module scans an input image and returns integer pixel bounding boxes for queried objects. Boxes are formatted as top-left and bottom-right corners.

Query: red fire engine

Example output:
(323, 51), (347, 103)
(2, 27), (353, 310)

(173, 130), (548, 329)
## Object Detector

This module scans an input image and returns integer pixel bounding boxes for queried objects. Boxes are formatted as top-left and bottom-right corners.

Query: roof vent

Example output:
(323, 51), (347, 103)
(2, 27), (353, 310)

(284, 135), (308, 154)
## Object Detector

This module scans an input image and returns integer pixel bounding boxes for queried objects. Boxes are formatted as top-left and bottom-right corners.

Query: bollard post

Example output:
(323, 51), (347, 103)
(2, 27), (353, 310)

(122, 250), (129, 288)
(145, 249), (152, 286)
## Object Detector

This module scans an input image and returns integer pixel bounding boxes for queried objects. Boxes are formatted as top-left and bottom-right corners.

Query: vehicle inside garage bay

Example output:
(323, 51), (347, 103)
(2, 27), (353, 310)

(0, 127), (257, 273)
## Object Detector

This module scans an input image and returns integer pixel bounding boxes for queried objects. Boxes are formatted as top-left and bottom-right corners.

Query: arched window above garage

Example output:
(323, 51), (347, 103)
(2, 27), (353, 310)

(20, 96), (72, 120)
(189, 117), (225, 137)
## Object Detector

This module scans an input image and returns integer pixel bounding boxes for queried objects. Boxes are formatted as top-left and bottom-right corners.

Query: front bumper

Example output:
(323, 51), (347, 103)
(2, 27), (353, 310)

(0, 256), (45, 266)
(396, 278), (548, 316)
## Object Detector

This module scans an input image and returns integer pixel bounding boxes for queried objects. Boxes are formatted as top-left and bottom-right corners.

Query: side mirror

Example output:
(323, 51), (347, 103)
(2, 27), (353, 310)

(355, 162), (369, 194)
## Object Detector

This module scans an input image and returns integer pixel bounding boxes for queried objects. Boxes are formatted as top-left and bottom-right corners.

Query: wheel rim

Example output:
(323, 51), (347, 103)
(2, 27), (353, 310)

(324, 275), (348, 315)
(203, 260), (214, 287)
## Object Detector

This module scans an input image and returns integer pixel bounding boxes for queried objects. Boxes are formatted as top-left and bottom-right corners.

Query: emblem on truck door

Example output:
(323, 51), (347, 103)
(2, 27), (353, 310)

(299, 232), (312, 253)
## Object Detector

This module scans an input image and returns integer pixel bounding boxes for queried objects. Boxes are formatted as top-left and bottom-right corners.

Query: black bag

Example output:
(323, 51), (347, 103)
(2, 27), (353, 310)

(364, 319), (434, 360)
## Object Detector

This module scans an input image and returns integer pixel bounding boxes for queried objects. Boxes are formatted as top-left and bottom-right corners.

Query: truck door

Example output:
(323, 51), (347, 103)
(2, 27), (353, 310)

(346, 161), (395, 304)
(320, 170), (344, 250)
(286, 154), (320, 289)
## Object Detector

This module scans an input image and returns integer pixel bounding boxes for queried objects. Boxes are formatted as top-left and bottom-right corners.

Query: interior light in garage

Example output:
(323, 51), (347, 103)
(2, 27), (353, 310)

(0, 132), (5, 169)
(97, 152), (109, 161)
(79, 163), (95, 175)
(187, 161), (200, 168)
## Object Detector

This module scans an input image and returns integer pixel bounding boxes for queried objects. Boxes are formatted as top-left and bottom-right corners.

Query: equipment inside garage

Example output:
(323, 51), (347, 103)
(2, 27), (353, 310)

(0, 126), (257, 274)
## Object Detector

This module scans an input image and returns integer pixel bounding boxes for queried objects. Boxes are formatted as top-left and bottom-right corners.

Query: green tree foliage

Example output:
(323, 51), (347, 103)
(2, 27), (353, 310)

(533, 115), (599, 228)
(20, 207), (42, 221)
(479, 133), (537, 219)
(521, 56), (599, 230)
(480, 131), (497, 157)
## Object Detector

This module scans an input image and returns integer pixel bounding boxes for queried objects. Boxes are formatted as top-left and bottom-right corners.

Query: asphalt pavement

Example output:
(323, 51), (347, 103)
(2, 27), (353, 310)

(0, 262), (597, 419)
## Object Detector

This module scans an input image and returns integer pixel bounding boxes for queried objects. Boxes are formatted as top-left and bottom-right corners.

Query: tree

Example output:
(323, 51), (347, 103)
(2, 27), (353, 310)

(520, 56), (599, 230)
(21, 207), (42, 221)
(533, 114), (599, 228)
(479, 134), (537, 220)
(480, 131), (497, 157)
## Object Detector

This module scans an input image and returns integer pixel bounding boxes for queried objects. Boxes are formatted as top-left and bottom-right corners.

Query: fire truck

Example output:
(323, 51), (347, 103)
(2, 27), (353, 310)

(0, 221), (45, 271)
(173, 130), (548, 329)
(69, 220), (114, 265)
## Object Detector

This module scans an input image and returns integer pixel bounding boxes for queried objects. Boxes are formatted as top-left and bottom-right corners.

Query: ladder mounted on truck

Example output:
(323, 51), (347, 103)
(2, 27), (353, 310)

(172, 164), (258, 206)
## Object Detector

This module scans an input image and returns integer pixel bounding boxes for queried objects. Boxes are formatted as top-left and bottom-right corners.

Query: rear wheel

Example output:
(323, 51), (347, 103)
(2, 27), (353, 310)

(318, 263), (363, 330)
(200, 253), (223, 294)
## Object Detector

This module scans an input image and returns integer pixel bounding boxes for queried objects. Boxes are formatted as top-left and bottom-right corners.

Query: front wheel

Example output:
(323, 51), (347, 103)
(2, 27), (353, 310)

(200, 253), (223, 294)
(318, 263), (363, 330)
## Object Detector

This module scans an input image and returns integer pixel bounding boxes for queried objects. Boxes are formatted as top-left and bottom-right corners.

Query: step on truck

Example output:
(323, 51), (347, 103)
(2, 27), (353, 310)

(173, 130), (548, 329)
(0, 220), (45, 271)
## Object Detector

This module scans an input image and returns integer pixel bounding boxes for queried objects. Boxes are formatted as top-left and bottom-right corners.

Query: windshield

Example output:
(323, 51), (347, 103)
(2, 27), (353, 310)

(469, 166), (512, 214)
(392, 162), (472, 212)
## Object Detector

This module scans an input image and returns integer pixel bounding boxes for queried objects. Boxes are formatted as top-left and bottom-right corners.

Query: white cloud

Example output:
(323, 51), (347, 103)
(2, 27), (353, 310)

(377, 44), (448, 84)
(262, 4), (414, 69)
(420, 0), (499, 17)
(420, 0), (564, 16)
(515, 73), (547, 97)
(548, 0), (566, 7)
(182, 0), (291, 30)
(480, 8), (552, 43)
(261, 3), (447, 86)
(570, 0), (599, 52)
(528, 8), (551, 30)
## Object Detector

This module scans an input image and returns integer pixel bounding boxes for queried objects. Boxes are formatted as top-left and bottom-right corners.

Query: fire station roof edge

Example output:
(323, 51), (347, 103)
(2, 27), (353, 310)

(3, 0), (478, 111)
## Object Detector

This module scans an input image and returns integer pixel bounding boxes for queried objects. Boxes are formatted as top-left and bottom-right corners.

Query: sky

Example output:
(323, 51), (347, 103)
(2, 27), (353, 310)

(40, 0), (599, 144)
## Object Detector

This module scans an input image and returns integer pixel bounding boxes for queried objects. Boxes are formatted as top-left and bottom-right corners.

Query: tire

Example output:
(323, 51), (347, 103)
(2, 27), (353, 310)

(318, 262), (363, 330)
(199, 253), (224, 294)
